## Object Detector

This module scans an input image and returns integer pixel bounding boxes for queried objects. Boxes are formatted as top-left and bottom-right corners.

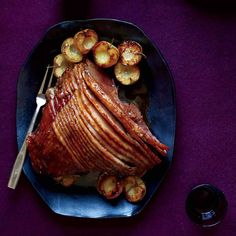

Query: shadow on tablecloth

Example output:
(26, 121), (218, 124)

(61, 0), (92, 20)
(186, 0), (236, 14)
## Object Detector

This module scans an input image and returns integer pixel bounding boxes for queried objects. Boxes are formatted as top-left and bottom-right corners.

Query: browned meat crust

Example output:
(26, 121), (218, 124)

(27, 60), (167, 177)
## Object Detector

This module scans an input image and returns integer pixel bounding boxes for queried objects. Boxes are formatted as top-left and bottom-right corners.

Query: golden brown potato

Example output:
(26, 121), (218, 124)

(123, 176), (146, 203)
(53, 53), (71, 67)
(61, 37), (83, 63)
(54, 67), (66, 78)
(96, 173), (123, 199)
(53, 54), (73, 78)
(93, 41), (119, 68)
(74, 29), (98, 54)
(114, 62), (140, 85)
(118, 41), (143, 66)
(54, 175), (80, 187)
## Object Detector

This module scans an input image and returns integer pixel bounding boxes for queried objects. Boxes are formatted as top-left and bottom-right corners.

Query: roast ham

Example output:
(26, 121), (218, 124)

(27, 60), (168, 178)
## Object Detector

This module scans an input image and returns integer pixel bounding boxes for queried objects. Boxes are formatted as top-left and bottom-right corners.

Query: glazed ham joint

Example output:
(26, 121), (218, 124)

(27, 60), (168, 181)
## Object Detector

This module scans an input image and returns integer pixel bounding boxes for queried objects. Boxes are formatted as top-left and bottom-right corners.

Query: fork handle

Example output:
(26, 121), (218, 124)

(8, 140), (27, 189)
(8, 105), (41, 189)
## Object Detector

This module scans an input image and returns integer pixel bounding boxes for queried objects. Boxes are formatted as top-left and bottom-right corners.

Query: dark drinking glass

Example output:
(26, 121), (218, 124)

(185, 184), (228, 227)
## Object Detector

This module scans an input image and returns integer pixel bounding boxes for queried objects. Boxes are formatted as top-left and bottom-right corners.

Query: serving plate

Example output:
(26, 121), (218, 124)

(16, 19), (176, 218)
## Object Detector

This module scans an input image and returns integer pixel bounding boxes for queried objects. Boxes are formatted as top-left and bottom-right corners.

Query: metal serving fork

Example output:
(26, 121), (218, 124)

(8, 65), (54, 189)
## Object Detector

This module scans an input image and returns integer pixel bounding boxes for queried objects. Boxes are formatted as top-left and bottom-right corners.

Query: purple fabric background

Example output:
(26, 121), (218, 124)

(0, 0), (235, 235)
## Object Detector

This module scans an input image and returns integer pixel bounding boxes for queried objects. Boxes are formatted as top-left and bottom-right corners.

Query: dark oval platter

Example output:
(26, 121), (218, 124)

(16, 19), (176, 218)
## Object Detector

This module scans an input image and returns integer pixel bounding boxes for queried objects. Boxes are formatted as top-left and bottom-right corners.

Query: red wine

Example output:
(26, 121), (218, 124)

(185, 184), (227, 227)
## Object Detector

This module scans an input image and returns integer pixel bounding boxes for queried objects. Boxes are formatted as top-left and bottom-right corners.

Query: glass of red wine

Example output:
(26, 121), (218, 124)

(185, 184), (228, 227)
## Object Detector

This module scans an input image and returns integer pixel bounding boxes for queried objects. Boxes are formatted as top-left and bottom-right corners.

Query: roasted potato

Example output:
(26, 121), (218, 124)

(53, 54), (73, 78)
(96, 173), (123, 199)
(93, 41), (119, 68)
(54, 175), (80, 187)
(74, 29), (98, 54)
(123, 176), (146, 203)
(114, 62), (140, 85)
(61, 37), (83, 63)
(118, 41), (143, 66)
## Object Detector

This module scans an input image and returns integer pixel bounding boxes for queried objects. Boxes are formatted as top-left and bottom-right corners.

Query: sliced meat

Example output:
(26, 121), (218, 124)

(27, 60), (167, 178)
(76, 65), (160, 165)
(80, 89), (149, 169)
(81, 60), (168, 155)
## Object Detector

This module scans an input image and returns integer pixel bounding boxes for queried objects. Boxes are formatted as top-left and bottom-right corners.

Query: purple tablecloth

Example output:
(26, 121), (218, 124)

(1, 0), (235, 235)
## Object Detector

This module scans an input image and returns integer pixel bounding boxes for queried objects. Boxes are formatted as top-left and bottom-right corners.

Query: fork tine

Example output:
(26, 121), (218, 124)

(38, 65), (50, 94)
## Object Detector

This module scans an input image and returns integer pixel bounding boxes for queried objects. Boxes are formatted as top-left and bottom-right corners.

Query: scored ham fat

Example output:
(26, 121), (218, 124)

(27, 60), (168, 177)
